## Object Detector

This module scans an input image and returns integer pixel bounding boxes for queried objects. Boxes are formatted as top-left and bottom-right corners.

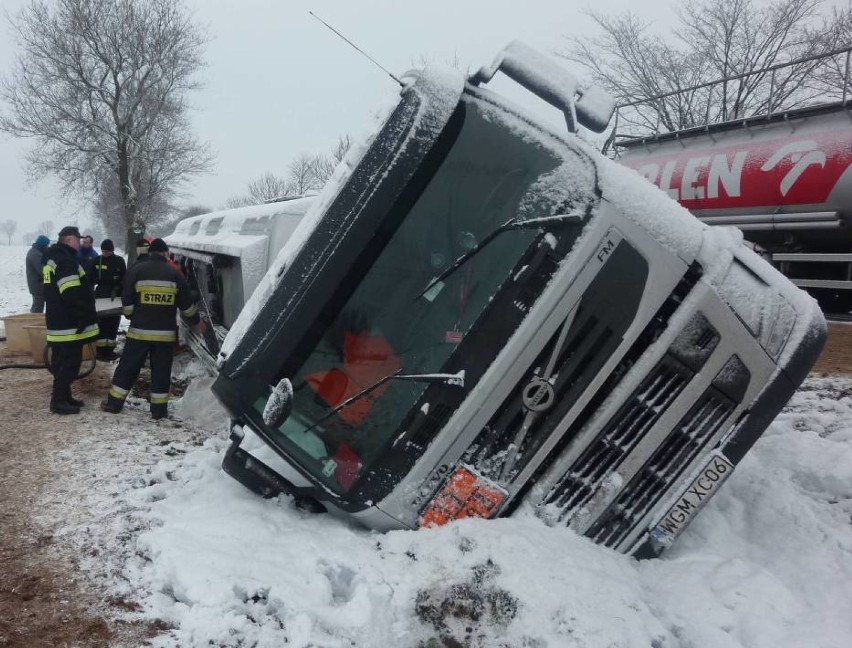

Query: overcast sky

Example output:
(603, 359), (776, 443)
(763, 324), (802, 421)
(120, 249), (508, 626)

(0, 0), (680, 240)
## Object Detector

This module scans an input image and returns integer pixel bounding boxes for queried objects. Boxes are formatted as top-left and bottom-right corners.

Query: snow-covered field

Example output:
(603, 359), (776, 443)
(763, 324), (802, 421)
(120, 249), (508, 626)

(1, 243), (851, 647)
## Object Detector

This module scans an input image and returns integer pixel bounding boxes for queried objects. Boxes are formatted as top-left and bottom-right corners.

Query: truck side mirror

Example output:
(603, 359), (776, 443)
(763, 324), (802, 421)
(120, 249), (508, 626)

(468, 41), (615, 134)
(262, 378), (294, 429)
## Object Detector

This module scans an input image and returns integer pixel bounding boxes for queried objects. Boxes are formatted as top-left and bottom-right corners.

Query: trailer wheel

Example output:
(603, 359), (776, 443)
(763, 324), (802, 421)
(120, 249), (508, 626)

(43, 342), (98, 379)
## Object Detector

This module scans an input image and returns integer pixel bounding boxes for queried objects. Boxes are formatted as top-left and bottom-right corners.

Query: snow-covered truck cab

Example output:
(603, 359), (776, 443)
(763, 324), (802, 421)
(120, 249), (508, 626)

(212, 43), (826, 556)
(164, 197), (315, 363)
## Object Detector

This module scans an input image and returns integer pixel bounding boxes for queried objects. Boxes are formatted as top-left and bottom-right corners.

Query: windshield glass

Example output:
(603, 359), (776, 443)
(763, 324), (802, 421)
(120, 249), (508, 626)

(251, 92), (596, 495)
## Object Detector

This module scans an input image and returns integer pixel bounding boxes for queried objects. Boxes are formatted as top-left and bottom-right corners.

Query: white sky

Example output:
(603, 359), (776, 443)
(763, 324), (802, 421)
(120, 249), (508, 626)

(0, 0), (695, 239)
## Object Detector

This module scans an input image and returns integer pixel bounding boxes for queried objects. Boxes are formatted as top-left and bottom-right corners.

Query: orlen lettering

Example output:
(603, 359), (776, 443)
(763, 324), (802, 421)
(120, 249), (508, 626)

(621, 131), (851, 211)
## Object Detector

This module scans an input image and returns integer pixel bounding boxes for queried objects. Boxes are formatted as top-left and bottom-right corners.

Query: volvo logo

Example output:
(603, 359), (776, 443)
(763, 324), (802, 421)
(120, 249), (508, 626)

(522, 377), (556, 412)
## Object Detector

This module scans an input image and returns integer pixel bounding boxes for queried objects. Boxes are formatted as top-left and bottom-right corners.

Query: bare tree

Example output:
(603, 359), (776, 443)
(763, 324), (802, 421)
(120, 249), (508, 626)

(310, 134), (353, 186)
(247, 172), (291, 203)
(0, 0), (214, 262)
(37, 220), (54, 237)
(309, 154), (336, 187)
(331, 134), (352, 164)
(0, 220), (17, 244)
(287, 153), (321, 196)
(222, 135), (353, 210)
(180, 204), (213, 219)
(806, 5), (852, 98)
(222, 195), (255, 209)
(562, 0), (839, 137)
(92, 168), (174, 244)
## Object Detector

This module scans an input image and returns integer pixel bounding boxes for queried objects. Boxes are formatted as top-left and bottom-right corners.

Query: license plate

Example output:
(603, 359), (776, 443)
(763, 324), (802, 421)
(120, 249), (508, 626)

(649, 452), (735, 547)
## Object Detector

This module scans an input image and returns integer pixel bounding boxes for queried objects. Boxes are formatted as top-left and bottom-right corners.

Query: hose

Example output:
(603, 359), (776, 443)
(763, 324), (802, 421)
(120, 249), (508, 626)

(0, 342), (97, 377)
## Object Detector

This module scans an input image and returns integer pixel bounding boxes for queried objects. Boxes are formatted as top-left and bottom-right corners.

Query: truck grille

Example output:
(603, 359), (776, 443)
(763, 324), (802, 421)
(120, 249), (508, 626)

(542, 356), (692, 519)
(585, 387), (735, 548)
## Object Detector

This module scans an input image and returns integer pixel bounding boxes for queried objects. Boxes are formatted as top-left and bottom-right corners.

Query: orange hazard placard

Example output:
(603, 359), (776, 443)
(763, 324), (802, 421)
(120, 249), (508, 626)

(420, 466), (507, 528)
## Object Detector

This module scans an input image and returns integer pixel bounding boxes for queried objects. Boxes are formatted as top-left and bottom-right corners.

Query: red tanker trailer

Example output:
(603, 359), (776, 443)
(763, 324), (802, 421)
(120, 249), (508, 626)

(616, 57), (852, 313)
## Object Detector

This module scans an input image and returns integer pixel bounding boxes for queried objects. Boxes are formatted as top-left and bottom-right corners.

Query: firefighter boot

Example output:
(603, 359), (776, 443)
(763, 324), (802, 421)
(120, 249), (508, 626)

(50, 400), (80, 415)
(100, 396), (124, 414)
(151, 403), (168, 420)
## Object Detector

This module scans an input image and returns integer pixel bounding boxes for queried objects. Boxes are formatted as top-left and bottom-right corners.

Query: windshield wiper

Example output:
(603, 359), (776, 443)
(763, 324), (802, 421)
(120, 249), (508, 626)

(299, 369), (466, 435)
(416, 212), (584, 301)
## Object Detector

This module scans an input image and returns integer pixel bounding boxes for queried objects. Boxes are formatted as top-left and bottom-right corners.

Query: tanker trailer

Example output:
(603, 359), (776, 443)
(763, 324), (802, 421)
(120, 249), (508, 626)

(617, 71), (852, 314)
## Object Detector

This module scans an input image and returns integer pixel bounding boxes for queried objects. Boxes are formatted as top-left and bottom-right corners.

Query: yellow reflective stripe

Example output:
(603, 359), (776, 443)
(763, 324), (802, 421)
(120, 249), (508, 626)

(78, 265), (87, 277)
(150, 393), (169, 405)
(181, 305), (198, 317)
(57, 278), (81, 294)
(136, 279), (177, 289)
(46, 327), (99, 343)
(136, 286), (177, 295)
(109, 388), (128, 400)
(49, 327), (77, 336)
(42, 265), (54, 284)
(126, 328), (176, 342)
(95, 339), (111, 347)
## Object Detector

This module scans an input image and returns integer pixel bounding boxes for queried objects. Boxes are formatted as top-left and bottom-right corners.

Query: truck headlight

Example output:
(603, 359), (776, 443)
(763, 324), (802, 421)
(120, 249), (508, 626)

(760, 293), (797, 360)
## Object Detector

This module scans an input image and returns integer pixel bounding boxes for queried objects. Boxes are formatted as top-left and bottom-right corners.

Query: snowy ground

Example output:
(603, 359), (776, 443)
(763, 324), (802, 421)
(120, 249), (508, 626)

(2, 243), (851, 647)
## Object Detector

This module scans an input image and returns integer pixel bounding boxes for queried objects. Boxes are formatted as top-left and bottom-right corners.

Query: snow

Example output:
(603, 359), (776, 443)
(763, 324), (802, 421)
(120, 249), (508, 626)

(0, 245), (35, 325)
(2, 242), (851, 646)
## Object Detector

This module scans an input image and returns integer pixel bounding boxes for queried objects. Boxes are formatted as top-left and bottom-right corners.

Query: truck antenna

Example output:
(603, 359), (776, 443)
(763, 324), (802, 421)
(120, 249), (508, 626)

(309, 11), (403, 87)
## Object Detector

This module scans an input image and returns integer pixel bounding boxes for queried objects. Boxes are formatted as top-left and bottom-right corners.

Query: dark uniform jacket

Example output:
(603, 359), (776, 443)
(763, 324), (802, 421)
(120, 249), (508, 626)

(92, 254), (127, 299)
(43, 242), (99, 343)
(122, 255), (200, 343)
(26, 245), (45, 296)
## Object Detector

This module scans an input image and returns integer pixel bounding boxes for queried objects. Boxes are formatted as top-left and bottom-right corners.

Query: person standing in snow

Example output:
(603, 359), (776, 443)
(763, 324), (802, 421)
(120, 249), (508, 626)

(101, 238), (205, 420)
(91, 238), (126, 360)
(78, 234), (98, 261)
(43, 225), (100, 415)
(25, 234), (50, 313)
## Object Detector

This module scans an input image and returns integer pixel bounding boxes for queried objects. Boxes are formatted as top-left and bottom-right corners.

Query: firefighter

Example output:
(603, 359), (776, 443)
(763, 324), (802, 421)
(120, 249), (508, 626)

(43, 225), (100, 415)
(100, 238), (205, 419)
(91, 238), (127, 360)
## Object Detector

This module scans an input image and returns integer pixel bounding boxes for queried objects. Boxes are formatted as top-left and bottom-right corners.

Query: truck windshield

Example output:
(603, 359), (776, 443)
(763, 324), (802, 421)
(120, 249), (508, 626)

(251, 92), (596, 495)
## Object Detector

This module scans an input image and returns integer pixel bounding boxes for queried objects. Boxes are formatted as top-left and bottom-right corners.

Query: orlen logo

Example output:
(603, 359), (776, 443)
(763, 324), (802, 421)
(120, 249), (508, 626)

(622, 130), (851, 210)
(760, 140), (826, 196)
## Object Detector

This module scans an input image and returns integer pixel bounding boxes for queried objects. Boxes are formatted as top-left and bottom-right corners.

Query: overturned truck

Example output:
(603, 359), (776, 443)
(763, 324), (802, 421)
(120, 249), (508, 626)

(201, 43), (825, 557)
